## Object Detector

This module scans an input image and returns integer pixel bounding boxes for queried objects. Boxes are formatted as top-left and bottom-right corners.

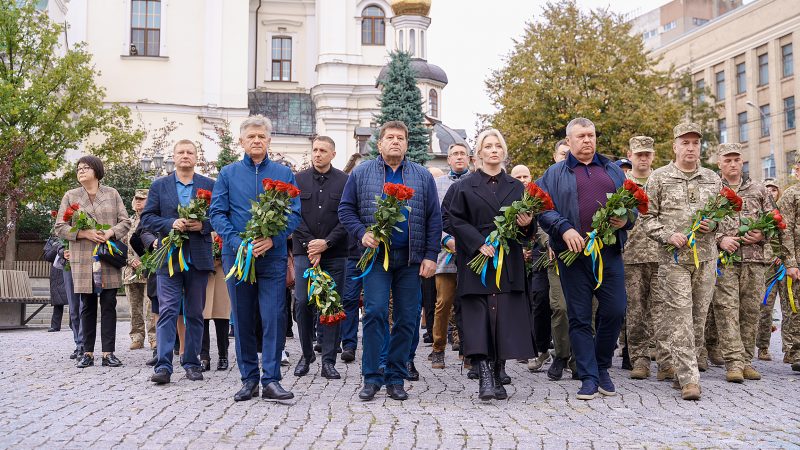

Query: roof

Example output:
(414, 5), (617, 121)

(376, 58), (448, 86)
(431, 121), (470, 155)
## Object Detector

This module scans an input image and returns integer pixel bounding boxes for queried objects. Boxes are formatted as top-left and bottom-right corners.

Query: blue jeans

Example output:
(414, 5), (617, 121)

(294, 255), (345, 363)
(223, 254), (287, 386)
(557, 246), (627, 385)
(155, 268), (209, 374)
(361, 248), (420, 386)
(341, 258), (362, 352)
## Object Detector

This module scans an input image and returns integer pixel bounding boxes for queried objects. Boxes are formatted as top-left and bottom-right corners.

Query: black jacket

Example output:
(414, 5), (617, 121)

(291, 166), (349, 259)
(444, 170), (534, 295)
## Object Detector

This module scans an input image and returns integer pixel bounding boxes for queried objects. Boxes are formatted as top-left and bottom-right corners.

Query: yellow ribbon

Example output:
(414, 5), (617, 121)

(687, 218), (702, 269)
(583, 231), (604, 289)
(789, 277), (797, 313)
(382, 238), (390, 272)
(495, 245), (505, 290)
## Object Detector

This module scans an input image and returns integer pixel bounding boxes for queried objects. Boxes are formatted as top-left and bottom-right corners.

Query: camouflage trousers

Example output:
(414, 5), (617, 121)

(756, 279), (789, 351)
(655, 260), (716, 386)
(125, 283), (155, 347)
(710, 262), (767, 370)
(624, 262), (669, 369)
(779, 278), (800, 362)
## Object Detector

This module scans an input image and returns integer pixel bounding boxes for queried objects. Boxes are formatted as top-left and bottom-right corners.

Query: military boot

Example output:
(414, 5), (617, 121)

(743, 365), (762, 380)
(697, 357), (708, 372)
(708, 350), (725, 366)
(681, 383), (701, 401)
(757, 348), (772, 361)
(657, 366), (675, 381)
(630, 362), (650, 380)
(725, 368), (744, 383)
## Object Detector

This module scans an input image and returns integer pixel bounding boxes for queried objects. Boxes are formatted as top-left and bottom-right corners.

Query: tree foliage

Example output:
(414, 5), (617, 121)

(485, 0), (721, 176)
(200, 120), (241, 174)
(0, 0), (141, 255)
(372, 51), (431, 165)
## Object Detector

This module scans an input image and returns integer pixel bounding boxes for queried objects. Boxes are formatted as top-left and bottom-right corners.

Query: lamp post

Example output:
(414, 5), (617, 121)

(746, 100), (776, 181)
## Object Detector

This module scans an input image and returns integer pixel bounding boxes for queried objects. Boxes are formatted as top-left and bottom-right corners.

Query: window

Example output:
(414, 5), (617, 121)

(409, 29), (415, 55)
(398, 30), (404, 51)
(743, 161), (750, 178)
(715, 71), (725, 101)
(692, 17), (709, 26)
(663, 20), (677, 32)
(718, 118), (727, 144)
(736, 63), (746, 94)
(429, 89), (438, 117)
(248, 92), (315, 136)
(785, 96), (796, 130)
(271, 37), (291, 81)
(783, 43), (794, 78)
(695, 79), (705, 103)
(760, 104), (771, 137)
(738, 112), (748, 142)
(642, 29), (657, 40)
(130, 0), (161, 56)
(758, 53), (769, 86)
(361, 6), (385, 45)
(762, 155), (776, 179)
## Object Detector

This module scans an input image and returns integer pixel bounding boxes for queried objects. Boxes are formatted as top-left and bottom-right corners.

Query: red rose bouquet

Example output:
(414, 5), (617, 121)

(719, 208), (787, 268)
(149, 188), (213, 276)
(212, 234), (223, 260)
(665, 186), (742, 268)
(468, 182), (554, 289)
(226, 178), (300, 283)
(304, 266), (346, 325)
(354, 182), (414, 277)
(558, 179), (648, 288)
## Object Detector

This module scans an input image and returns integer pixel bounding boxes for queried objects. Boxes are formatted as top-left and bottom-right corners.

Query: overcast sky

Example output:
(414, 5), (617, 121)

(425, 0), (681, 138)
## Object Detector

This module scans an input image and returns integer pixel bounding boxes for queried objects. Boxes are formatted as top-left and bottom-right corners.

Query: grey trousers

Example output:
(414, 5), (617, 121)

(63, 270), (82, 349)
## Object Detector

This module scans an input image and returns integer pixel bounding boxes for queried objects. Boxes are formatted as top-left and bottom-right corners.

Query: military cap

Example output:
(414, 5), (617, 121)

(629, 136), (655, 153)
(717, 143), (743, 157)
(673, 122), (702, 139)
(764, 178), (779, 189)
(134, 189), (149, 199)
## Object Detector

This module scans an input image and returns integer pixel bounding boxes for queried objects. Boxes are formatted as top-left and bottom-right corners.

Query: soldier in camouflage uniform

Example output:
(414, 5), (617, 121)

(778, 155), (800, 371)
(122, 189), (155, 350)
(623, 136), (670, 380)
(711, 143), (772, 382)
(641, 123), (721, 401)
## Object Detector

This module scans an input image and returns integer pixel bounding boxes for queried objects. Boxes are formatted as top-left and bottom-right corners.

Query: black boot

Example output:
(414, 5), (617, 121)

(497, 359), (511, 385)
(145, 348), (157, 367)
(477, 359), (495, 401)
(621, 346), (632, 370)
(493, 360), (508, 400)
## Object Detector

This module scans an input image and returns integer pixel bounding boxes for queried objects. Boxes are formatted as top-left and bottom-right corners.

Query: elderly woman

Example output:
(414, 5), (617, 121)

(55, 155), (131, 369)
(443, 129), (536, 401)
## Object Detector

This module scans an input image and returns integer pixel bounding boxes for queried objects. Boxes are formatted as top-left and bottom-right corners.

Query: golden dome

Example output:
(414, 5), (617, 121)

(390, 0), (431, 16)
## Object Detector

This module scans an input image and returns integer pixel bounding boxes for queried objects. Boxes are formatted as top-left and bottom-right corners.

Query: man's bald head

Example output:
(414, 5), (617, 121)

(510, 164), (531, 185)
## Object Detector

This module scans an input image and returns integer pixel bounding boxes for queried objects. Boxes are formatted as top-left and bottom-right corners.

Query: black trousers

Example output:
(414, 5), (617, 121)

(529, 270), (552, 355)
(201, 318), (230, 360)
(51, 305), (64, 330)
(453, 293), (464, 356)
(80, 289), (117, 353)
(422, 276), (436, 334)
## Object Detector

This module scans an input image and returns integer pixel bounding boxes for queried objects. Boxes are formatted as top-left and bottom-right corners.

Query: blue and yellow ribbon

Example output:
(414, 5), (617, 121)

(583, 229), (604, 289)
(225, 238), (256, 284)
(677, 217), (704, 268)
(305, 266), (337, 307)
(764, 263), (797, 313)
(353, 239), (390, 280)
(479, 234), (504, 289)
(165, 240), (191, 276)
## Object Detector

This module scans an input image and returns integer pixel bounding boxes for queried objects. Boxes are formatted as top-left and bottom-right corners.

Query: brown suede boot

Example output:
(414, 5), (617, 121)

(681, 383), (701, 400)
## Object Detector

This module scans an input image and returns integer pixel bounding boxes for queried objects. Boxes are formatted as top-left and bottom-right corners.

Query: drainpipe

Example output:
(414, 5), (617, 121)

(254, 0), (262, 90)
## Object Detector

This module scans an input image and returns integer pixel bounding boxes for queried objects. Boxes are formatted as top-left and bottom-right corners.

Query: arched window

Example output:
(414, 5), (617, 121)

(420, 30), (425, 58)
(399, 30), (404, 51)
(361, 6), (385, 45)
(409, 29), (415, 55)
(429, 89), (439, 117)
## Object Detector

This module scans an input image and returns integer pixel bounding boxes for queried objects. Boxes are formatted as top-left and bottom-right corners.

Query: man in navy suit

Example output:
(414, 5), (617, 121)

(141, 139), (216, 384)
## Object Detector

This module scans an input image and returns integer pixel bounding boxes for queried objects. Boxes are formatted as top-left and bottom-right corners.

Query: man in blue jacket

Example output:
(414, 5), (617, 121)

(338, 120), (442, 401)
(538, 118), (633, 400)
(209, 116), (300, 402)
(140, 139), (216, 385)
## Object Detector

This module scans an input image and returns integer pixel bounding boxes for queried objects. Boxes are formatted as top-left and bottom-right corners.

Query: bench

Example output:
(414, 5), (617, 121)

(0, 270), (50, 329)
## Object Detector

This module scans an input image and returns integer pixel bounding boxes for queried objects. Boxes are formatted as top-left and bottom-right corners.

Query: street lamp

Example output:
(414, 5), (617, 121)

(139, 155), (152, 172)
(164, 156), (175, 173)
(746, 100), (776, 181)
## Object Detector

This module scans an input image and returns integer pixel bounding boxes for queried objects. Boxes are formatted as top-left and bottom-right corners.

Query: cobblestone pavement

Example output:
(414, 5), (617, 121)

(1, 321), (800, 449)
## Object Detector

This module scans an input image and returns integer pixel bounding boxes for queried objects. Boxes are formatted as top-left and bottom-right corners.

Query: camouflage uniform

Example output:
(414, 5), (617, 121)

(777, 183), (800, 362)
(641, 129), (721, 387)
(756, 277), (790, 352)
(711, 144), (772, 371)
(622, 136), (668, 372)
(122, 191), (155, 348)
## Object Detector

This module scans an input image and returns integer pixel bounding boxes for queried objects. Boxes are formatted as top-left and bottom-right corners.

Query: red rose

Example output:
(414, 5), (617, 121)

(542, 194), (555, 211)
(398, 185), (415, 201)
(70, 203), (79, 211)
(623, 179), (637, 191)
(773, 209), (780, 215)
(633, 190), (645, 201)
(288, 185), (300, 198)
(262, 178), (272, 190)
(527, 182), (542, 197)
(384, 183), (399, 197)
(779, 221), (787, 229)
(50, 210), (58, 218)
(196, 188), (212, 204)
(773, 213), (783, 223)
(638, 203), (649, 215)
(63, 208), (75, 222)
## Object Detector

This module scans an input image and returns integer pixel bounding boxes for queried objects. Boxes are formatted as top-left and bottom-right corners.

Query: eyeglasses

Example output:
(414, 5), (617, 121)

(76, 165), (92, 173)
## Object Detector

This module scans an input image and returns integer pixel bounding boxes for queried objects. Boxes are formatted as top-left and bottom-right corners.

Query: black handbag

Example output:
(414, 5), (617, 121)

(95, 239), (128, 269)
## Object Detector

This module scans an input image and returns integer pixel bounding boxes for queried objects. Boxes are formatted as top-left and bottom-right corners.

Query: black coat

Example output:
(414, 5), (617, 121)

(444, 170), (534, 295)
(42, 238), (68, 306)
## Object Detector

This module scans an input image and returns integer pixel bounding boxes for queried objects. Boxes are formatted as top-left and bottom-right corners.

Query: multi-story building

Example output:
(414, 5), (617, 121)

(61, 0), (460, 172)
(651, 0), (800, 183)
(630, 0), (743, 51)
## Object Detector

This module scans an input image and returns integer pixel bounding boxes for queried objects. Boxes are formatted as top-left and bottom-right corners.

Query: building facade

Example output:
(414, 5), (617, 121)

(651, 0), (800, 183)
(630, 0), (743, 51)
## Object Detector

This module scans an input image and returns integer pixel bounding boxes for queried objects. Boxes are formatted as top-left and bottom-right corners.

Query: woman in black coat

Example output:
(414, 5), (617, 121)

(444, 128), (536, 401)
(43, 237), (68, 331)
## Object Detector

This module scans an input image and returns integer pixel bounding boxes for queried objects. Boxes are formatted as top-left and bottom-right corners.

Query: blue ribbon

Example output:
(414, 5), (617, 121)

(444, 252), (454, 265)
(584, 230), (601, 287)
(239, 241), (254, 285)
(764, 263), (786, 305)
(353, 246), (379, 280)
(479, 234), (500, 287)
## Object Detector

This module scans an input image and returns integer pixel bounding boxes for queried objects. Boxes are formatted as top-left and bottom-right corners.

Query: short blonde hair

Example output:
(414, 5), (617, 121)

(475, 129), (508, 162)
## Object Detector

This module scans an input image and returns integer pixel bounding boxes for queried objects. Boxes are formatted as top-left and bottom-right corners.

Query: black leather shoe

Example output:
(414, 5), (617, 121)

(386, 384), (409, 400)
(234, 381), (259, 402)
(358, 383), (381, 401)
(406, 361), (419, 381)
(313, 343), (322, 353)
(102, 354), (122, 367)
(341, 349), (356, 363)
(70, 348), (82, 360)
(547, 357), (567, 381)
(262, 382), (294, 400)
(185, 366), (204, 381)
(422, 332), (433, 344)
(200, 359), (211, 372)
(467, 363), (479, 380)
(294, 355), (315, 376)
(321, 362), (341, 379)
(145, 348), (157, 367)
(48, 327), (60, 332)
(151, 369), (171, 384)
(76, 354), (94, 368)
(497, 360), (511, 385)
(217, 357), (229, 371)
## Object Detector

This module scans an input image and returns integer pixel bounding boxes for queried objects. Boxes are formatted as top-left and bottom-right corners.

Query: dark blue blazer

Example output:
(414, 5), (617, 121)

(140, 172), (216, 273)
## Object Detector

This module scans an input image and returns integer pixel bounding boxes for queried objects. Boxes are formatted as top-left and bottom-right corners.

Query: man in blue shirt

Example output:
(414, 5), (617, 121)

(338, 121), (442, 401)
